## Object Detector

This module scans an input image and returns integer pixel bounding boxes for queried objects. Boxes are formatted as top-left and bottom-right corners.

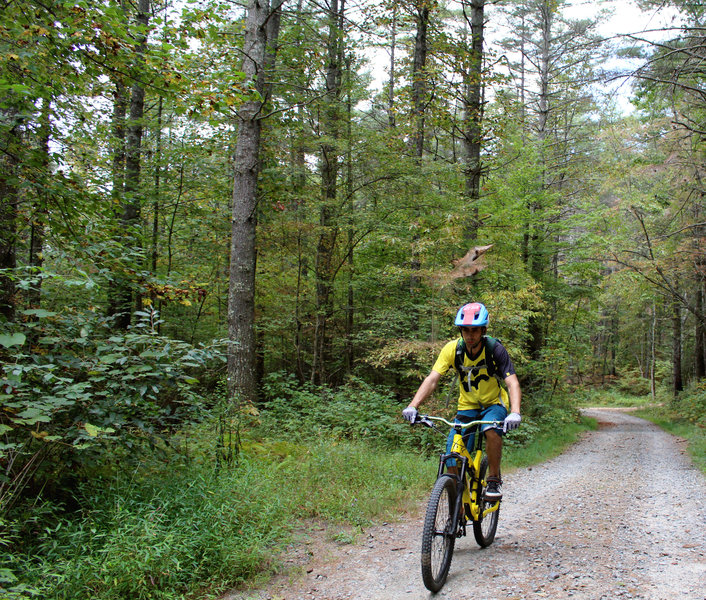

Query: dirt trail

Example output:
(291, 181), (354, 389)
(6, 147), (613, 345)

(226, 409), (706, 600)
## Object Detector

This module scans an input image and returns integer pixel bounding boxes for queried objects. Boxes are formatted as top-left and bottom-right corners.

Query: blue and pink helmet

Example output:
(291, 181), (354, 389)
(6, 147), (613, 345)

(454, 302), (489, 327)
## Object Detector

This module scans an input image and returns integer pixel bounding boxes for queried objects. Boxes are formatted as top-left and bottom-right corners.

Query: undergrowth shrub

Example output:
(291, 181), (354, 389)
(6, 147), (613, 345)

(4, 433), (435, 600)
(260, 372), (440, 454)
(8, 462), (292, 600)
(670, 381), (706, 426)
(0, 307), (226, 512)
(259, 372), (582, 459)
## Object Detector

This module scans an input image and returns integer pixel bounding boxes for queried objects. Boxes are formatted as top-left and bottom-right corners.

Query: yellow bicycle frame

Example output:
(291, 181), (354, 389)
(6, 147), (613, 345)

(449, 431), (500, 520)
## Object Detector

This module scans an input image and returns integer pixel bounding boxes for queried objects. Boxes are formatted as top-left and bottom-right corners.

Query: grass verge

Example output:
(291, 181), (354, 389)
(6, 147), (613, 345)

(4, 410), (594, 600)
(634, 406), (706, 475)
(503, 415), (597, 471)
(576, 385), (706, 476)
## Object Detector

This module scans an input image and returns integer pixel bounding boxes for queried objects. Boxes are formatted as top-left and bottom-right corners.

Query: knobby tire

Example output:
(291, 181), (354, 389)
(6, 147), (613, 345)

(472, 454), (499, 547)
(421, 475), (457, 592)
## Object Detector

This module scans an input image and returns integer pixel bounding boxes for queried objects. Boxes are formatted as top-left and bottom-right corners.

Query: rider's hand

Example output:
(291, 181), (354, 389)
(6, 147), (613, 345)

(503, 412), (521, 432)
(402, 406), (418, 424)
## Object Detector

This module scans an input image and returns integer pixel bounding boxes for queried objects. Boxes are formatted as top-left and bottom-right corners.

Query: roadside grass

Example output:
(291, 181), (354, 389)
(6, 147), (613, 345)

(573, 387), (658, 409)
(5, 404), (594, 599)
(634, 405), (706, 475)
(5, 440), (436, 600)
(503, 416), (596, 471)
(571, 384), (706, 476)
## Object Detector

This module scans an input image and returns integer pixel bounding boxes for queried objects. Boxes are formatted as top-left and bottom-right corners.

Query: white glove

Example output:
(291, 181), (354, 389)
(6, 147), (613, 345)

(402, 406), (418, 423)
(503, 412), (521, 432)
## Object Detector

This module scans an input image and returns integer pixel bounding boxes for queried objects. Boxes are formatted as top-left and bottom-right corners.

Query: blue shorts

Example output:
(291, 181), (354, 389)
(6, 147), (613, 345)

(445, 405), (508, 464)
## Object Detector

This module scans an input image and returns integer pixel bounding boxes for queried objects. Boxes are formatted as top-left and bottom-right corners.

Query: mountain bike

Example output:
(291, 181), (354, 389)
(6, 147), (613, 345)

(411, 414), (505, 592)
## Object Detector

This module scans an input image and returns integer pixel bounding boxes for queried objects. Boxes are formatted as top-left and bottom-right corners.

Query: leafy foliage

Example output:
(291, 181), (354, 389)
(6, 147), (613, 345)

(0, 302), (226, 510)
(260, 372), (441, 454)
(5, 428), (435, 600)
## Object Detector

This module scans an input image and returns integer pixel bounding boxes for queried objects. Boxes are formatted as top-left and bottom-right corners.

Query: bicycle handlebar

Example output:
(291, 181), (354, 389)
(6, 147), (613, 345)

(412, 414), (505, 429)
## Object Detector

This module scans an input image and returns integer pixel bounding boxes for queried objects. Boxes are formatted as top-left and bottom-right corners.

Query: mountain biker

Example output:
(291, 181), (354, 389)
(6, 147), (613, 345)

(402, 302), (522, 500)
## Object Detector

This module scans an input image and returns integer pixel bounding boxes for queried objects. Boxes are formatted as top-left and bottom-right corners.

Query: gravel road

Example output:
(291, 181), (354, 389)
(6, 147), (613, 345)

(228, 408), (706, 600)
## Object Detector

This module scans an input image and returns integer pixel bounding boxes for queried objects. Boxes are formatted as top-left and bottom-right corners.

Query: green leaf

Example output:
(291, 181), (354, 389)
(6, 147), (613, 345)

(0, 567), (18, 584)
(21, 309), (58, 318)
(0, 333), (26, 348)
(99, 354), (123, 364)
(84, 423), (115, 437)
(17, 407), (46, 419)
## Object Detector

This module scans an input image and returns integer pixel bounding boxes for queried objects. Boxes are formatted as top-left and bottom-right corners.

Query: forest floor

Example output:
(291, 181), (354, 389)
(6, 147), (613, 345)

(224, 408), (706, 600)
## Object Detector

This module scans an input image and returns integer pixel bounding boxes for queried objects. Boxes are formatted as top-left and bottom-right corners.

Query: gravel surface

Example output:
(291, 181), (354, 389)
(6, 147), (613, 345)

(226, 408), (706, 600)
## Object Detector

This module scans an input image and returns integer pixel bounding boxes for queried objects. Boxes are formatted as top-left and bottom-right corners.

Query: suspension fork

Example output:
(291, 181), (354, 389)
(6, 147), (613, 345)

(438, 451), (469, 528)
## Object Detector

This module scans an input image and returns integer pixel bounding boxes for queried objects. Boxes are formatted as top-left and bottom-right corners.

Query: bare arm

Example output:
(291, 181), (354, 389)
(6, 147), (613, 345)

(504, 373), (521, 414)
(407, 370), (442, 410)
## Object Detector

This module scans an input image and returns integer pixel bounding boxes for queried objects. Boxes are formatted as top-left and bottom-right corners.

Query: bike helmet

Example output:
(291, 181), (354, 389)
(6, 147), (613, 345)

(454, 302), (489, 327)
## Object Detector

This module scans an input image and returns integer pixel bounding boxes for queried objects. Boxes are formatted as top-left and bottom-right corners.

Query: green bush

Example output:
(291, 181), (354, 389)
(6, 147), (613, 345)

(613, 362), (671, 397)
(0, 307), (226, 510)
(9, 463), (292, 600)
(260, 372), (441, 454)
(671, 381), (706, 427)
(4, 434), (435, 600)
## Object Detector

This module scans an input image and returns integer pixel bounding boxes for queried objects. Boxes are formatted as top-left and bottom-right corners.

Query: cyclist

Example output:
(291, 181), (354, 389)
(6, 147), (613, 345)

(402, 302), (522, 500)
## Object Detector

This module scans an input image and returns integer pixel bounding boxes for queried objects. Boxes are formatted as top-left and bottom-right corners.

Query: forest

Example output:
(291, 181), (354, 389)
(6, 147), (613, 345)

(1, 0), (705, 598)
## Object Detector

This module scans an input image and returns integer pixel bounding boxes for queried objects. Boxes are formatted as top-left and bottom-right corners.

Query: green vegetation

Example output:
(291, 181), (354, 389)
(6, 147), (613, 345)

(2, 0), (705, 599)
(2, 380), (591, 600)
(635, 382), (706, 475)
(3, 434), (433, 600)
(571, 385), (706, 475)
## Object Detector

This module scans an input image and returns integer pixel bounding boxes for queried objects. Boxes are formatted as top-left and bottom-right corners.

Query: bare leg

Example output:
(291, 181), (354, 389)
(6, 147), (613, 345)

(484, 429), (502, 479)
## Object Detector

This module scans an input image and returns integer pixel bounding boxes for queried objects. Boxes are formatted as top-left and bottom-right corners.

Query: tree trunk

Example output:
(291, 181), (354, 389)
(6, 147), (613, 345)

(696, 284), (705, 378)
(107, 78), (127, 321)
(650, 302), (657, 402)
(344, 54), (354, 376)
(313, 0), (344, 384)
(113, 0), (150, 329)
(388, 7), (397, 129)
(410, 2), (428, 160)
(152, 95), (163, 278)
(462, 0), (485, 243)
(673, 297), (683, 396)
(527, 0), (553, 361)
(0, 111), (19, 322)
(228, 0), (283, 404)
(27, 99), (50, 313)
(408, 0), (430, 330)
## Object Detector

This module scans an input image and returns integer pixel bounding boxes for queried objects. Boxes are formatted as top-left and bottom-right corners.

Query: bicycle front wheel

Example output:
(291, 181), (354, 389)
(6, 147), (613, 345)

(472, 454), (500, 547)
(421, 475), (457, 592)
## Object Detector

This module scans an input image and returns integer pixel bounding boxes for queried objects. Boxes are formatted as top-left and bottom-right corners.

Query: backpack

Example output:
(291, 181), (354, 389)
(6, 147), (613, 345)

(454, 335), (500, 393)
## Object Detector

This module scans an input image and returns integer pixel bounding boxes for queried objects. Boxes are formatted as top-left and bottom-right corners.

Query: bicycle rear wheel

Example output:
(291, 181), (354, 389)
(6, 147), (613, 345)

(472, 454), (499, 547)
(421, 475), (457, 592)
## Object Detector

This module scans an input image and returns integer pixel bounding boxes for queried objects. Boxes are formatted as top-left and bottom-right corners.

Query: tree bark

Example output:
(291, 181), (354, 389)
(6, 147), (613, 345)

(527, 0), (553, 360)
(228, 0), (284, 404)
(408, 0), (430, 331)
(28, 98), (51, 313)
(344, 55), (354, 376)
(462, 0), (485, 243)
(0, 111), (19, 322)
(107, 76), (127, 321)
(388, 7), (397, 129)
(111, 0), (150, 329)
(696, 283), (705, 378)
(410, 1), (429, 160)
(650, 302), (657, 402)
(313, 0), (344, 384)
(673, 296), (683, 396)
